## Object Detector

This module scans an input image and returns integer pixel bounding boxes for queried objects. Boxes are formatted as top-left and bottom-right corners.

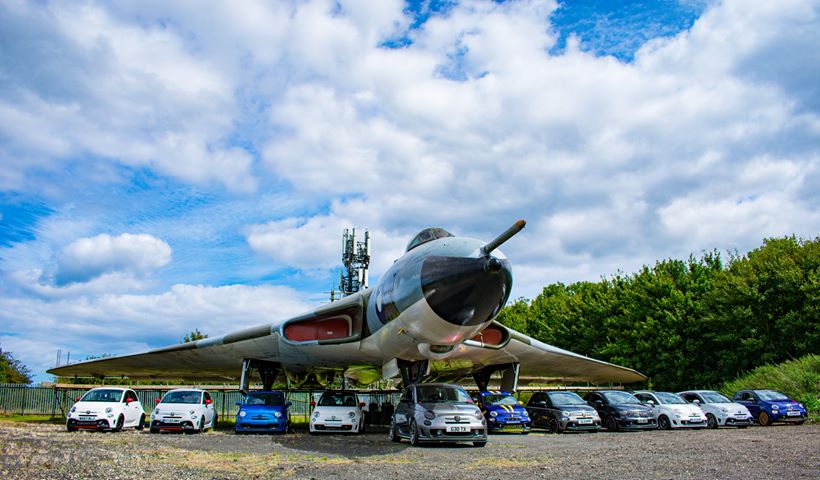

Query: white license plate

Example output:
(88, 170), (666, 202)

(446, 425), (469, 433)
(164, 418), (182, 423)
(689, 418), (703, 422)
(79, 416), (95, 421)
(637, 419), (648, 424)
(787, 411), (800, 416)
(577, 418), (593, 425)
(735, 415), (747, 418)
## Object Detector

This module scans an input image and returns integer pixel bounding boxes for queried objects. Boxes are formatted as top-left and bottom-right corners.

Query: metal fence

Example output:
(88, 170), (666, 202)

(0, 384), (401, 425)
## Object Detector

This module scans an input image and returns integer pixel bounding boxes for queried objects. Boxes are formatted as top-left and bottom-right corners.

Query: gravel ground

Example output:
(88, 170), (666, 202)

(2, 420), (818, 480)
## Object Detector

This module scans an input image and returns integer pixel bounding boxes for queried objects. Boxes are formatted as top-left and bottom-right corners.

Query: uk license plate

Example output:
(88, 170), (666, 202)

(446, 425), (469, 433)
(577, 418), (593, 425)
(164, 418), (181, 423)
(637, 419), (648, 424)
(787, 411), (800, 416)
(79, 416), (95, 421)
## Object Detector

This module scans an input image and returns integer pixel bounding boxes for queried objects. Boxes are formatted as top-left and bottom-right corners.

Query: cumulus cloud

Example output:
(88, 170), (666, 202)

(55, 233), (171, 285)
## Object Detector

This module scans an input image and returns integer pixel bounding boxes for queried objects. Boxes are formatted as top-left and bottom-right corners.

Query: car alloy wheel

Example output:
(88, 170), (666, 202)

(658, 415), (671, 430)
(409, 419), (420, 446)
(136, 414), (145, 431)
(113, 415), (124, 432)
(605, 415), (619, 432)
(548, 417), (560, 434)
(758, 412), (770, 426)
(706, 413), (718, 429)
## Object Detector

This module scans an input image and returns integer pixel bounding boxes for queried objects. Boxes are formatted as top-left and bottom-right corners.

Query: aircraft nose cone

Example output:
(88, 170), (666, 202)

(420, 255), (512, 326)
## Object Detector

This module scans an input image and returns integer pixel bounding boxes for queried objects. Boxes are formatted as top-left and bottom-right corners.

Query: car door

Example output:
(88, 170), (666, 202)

(394, 387), (414, 429)
(124, 390), (141, 425)
(736, 391), (759, 417)
(526, 393), (546, 427)
(203, 391), (215, 425)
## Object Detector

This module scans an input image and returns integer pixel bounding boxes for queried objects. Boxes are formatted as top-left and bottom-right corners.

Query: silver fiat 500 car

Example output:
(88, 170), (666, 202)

(389, 383), (487, 447)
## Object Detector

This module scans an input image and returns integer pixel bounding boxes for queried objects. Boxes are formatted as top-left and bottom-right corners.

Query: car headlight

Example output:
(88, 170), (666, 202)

(105, 407), (113, 413)
(313, 411), (319, 419)
(474, 410), (483, 419)
(424, 410), (435, 420)
(561, 411), (570, 419)
(274, 411), (282, 418)
(490, 411), (498, 417)
(348, 411), (356, 419)
(239, 410), (246, 417)
(70, 406), (76, 413)
(521, 410), (529, 417)
(798, 403), (805, 409)
(153, 408), (160, 415)
(190, 410), (197, 418)
(720, 407), (728, 414)
(771, 405), (779, 411)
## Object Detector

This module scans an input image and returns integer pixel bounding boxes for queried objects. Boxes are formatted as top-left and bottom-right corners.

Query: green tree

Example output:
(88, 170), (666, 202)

(0, 348), (32, 384)
(182, 329), (208, 343)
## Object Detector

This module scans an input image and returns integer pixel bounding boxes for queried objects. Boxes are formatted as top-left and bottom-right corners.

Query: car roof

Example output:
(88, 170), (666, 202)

(247, 390), (284, 394)
(480, 390), (512, 395)
(166, 388), (205, 393)
(88, 387), (126, 391)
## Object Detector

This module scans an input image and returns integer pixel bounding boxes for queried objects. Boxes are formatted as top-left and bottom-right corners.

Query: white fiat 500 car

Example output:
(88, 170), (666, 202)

(678, 390), (753, 428)
(634, 391), (707, 429)
(309, 390), (365, 434)
(67, 387), (145, 432)
(150, 388), (217, 433)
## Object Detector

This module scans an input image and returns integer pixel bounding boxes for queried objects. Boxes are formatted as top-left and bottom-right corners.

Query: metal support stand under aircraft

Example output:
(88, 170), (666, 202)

(240, 359), (282, 393)
(397, 359), (430, 387)
(472, 363), (520, 392)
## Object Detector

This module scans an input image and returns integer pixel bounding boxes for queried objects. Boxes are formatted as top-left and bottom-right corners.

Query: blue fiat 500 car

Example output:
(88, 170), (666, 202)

(474, 391), (532, 433)
(733, 389), (807, 426)
(235, 390), (291, 433)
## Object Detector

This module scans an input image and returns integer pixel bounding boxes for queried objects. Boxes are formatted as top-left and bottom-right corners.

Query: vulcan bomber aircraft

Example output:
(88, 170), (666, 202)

(49, 220), (645, 391)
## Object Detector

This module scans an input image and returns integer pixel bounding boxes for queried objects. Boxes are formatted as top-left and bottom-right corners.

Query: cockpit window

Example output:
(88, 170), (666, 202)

(406, 228), (454, 252)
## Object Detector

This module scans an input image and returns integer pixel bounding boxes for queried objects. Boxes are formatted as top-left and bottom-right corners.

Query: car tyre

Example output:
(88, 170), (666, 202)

(66, 424), (77, 432)
(212, 413), (218, 430)
(604, 415), (619, 432)
(136, 414), (145, 431)
(758, 412), (770, 426)
(113, 415), (124, 433)
(795, 420), (805, 425)
(547, 417), (560, 434)
(389, 418), (400, 443)
(149, 426), (159, 434)
(658, 415), (672, 430)
(409, 419), (420, 446)
(199, 416), (205, 433)
(706, 413), (718, 429)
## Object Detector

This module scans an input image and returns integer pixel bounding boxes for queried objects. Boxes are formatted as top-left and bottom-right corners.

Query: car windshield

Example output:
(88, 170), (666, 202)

(700, 391), (731, 403)
(417, 385), (473, 404)
(482, 393), (519, 406)
(81, 389), (123, 402)
(655, 392), (687, 404)
(602, 391), (640, 404)
(547, 392), (586, 406)
(244, 393), (284, 406)
(318, 392), (357, 407)
(161, 391), (202, 404)
(757, 390), (789, 401)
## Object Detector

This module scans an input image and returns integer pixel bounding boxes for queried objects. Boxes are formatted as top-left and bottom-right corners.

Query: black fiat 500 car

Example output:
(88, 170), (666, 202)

(584, 390), (657, 431)
(526, 391), (601, 433)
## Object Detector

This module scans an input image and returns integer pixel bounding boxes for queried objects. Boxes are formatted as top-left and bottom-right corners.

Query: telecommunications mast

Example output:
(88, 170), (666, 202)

(338, 228), (370, 298)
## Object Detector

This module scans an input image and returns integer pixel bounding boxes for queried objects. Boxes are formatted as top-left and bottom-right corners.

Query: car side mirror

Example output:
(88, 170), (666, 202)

(235, 401), (242, 406)
(155, 398), (162, 403)
(285, 401), (292, 408)
(310, 401), (316, 407)
(535, 401), (547, 407)
(359, 402), (366, 408)
(125, 398), (133, 404)
(646, 400), (654, 405)
(594, 400), (603, 406)
(75, 397), (81, 402)
(205, 399), (213, 405)
(693, 399), (700, 405)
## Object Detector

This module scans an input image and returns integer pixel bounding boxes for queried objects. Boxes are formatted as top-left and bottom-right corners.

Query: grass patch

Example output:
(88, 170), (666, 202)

(0, 415), (64, 424)
(719, 354), (820, 421)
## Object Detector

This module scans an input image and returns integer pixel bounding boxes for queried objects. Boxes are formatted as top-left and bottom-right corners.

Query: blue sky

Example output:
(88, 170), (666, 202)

(1, 0), (818, 383)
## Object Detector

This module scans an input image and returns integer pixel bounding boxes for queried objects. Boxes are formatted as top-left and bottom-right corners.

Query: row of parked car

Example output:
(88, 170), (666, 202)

(66, 384), (809, 447)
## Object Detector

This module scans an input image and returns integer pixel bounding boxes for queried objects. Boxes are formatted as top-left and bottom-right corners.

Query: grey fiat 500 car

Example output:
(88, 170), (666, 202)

(389, 383), (488, 447)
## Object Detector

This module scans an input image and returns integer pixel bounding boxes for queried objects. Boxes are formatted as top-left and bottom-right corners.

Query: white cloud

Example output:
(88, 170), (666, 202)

(56, 233), (171, 285)
(0, 283), (312, 381)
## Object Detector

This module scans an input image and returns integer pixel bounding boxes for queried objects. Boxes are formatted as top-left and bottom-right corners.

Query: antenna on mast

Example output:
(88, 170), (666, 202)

(335, 228), (370, 299)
